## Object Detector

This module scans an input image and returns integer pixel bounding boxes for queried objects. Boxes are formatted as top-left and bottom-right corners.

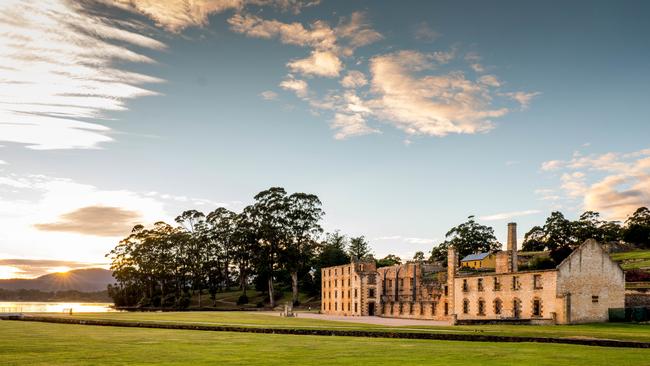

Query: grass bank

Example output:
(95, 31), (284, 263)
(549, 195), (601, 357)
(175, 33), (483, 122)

(1, 320), (648, 365)
(28, 311), (650, 343)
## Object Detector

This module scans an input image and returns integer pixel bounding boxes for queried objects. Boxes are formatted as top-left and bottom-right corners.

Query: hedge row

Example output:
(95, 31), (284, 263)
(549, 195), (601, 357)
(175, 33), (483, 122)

(1, 315), (648, 349)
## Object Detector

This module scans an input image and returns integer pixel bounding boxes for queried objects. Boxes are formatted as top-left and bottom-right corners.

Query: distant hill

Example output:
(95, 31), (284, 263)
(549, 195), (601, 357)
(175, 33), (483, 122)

(0, 268), (115, 292)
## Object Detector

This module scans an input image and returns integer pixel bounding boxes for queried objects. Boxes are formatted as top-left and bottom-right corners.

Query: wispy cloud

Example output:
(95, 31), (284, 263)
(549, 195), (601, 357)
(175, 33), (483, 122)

(540, 148), (650, 220)
(260, 90), (279, 100)
(413, 22), (440, 42)
(480, 210), (541, 221)
(35, 206), (142, 237)
(0, 0), (165, 150)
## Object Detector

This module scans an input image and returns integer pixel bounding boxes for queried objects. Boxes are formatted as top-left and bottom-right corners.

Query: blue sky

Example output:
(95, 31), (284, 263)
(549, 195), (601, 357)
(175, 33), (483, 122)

(0, 0), (649, 278)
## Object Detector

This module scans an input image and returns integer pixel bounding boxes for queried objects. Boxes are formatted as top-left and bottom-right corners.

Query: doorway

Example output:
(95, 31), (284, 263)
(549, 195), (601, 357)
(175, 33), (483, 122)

(368, 302), (375, 316)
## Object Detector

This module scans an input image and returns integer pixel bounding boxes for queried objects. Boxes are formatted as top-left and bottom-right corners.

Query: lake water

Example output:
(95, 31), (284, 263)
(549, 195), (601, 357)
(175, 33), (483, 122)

(0, 302), (116, 313)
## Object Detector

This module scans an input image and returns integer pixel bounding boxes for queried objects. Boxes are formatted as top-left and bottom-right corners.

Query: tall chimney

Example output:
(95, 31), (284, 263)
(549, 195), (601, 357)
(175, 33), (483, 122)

(447, 247), (457, 319)
(507, 222), (518, 272)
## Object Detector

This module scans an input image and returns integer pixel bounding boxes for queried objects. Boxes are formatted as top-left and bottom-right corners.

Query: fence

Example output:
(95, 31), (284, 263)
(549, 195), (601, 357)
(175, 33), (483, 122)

(609, 307), (650, 322)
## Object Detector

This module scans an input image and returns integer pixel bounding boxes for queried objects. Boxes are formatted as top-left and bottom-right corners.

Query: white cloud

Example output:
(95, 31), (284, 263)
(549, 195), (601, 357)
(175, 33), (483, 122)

(501, 91), (541, 110)
(340, 70), (368, 88)
(279, 77), (309, 98)
(287, 50), (342, 77)
(0, 160), (7, 165)
(540, 148), (650, 220)
(260, 90), (279, 100)
(330, 113), (379, 140)
(109, 0), (319, 32)
(480, 210), (541, 221)
(335, 11), (383, 54)
(366, 50), (509, 137)
(0, 0), (164, 150)
(478, 74), (501, 87)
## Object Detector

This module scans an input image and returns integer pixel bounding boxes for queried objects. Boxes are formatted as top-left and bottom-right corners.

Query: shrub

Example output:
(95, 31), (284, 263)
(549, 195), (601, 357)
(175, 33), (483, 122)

(626, 269), (650, 282)
(236, 294), (249, 305)
(528, 256), (556, 270)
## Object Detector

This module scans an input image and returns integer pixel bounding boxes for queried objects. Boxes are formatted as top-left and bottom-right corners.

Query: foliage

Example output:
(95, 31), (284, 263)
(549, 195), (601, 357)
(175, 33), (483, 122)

(526, 256), (556, 270)
(376, 254), (402, 268)
(430, 216), (500, 262)
(348, 236), (372, 261)
(412, 251), (425, 262)
(623, 207), (650, 248)
(106, 187), (328, 309)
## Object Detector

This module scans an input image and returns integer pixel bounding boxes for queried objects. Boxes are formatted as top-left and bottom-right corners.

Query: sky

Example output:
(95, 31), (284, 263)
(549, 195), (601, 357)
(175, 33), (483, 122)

(1, 0), (649, 278)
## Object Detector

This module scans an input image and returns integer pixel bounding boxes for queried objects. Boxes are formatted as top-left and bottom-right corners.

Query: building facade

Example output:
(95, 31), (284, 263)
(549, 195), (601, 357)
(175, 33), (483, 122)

(321, 223), (625, 324)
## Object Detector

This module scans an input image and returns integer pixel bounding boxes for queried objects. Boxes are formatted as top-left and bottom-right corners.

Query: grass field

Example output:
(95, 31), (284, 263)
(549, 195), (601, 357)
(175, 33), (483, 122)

(1, 320), (649, 366)
(37, 311), (650, 342)
(611, 250), (650, 270)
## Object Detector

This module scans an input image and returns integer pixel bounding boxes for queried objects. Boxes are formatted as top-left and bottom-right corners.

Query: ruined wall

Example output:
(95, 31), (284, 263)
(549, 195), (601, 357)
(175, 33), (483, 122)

(376, 263), (450, 320)
(453, 270), (559, 323)
(556, 239), (625, 323)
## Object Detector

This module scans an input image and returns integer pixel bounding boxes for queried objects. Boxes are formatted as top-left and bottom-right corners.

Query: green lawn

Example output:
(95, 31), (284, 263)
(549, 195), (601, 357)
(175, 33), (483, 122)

(1, 320), (648, 365)
(610, 250), (650, 270)
(38, 311), (650, 342)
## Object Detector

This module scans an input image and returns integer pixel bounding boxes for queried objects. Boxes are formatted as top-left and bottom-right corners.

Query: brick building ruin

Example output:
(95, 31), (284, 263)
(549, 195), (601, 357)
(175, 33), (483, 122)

(321, 223), (625, 324)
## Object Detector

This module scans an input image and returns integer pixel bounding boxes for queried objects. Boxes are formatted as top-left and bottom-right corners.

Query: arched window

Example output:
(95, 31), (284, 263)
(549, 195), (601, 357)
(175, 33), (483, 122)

(494, 298), (503, 315)
(463, 299), (470, 314)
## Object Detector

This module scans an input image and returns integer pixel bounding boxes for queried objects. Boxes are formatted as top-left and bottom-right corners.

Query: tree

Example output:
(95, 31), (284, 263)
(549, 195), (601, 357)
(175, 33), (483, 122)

(313, 231), (350, 295)
(176, 210), (206, 307)
(376, 254), (402, 268)
(247, 187), (291, 308)
(413, 251), (425, 262)
(348, 236), (372, 260)
(623, 207), (650, 248)
(285, 192), (324, 305)
(431, 216), (500, 262)
(522, 226), (546, 251)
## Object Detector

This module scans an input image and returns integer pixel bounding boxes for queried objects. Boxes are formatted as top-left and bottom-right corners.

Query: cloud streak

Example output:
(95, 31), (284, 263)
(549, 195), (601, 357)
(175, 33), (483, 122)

(0, 0), (165, 150)
(480, 210), (541, 221)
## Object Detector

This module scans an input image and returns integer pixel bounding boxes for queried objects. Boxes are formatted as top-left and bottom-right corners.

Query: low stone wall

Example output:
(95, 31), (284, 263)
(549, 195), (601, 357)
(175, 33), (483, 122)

(626, 293), (650, 307)
(1, 315), (648, 349)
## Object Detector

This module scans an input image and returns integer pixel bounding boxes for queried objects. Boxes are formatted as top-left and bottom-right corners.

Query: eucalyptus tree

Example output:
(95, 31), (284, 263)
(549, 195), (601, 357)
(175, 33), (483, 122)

(176, 210), (207, 307)
(431, 216), (500, 262)
(246, 187), (291, 308)
(232, 210), (259, 299)
(285, 192), (324, 305)
(206, 207), (238, 291)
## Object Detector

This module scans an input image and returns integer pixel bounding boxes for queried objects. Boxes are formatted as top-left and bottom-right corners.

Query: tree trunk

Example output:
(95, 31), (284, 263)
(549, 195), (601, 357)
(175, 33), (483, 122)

(198, 287), (202, 308)
(268, 277), (275, 308)
(291, 271), (299, 305)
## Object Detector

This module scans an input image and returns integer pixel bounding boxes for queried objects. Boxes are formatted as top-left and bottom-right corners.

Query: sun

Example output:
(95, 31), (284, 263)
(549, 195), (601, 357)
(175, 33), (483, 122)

(50, 266), (72, 274)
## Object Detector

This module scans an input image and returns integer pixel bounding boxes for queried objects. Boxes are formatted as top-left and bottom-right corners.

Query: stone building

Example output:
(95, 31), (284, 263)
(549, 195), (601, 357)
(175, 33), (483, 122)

(321, 261), (379, 316)
(321, 222), (625, 324)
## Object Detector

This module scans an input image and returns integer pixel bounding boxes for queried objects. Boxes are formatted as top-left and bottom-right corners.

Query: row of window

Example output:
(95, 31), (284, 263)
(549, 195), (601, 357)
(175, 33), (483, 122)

(383, 301), (450, 316)
(323, 266), (352, 277)
(462, 274), (544, 292)
(461, 298), (543, 317)
(323, 288), (376, 299)
(324, 278), (354, 288)
(323, 301), (359, 312)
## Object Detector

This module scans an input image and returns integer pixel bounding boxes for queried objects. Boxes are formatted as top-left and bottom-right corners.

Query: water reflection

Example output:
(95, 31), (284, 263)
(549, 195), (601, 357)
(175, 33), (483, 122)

(0, 302), (115, 313)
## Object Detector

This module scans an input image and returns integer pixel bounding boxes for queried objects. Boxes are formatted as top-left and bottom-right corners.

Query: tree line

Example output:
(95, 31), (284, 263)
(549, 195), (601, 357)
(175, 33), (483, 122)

(107, 187), (650, 308)
(106, 187), (372, 308)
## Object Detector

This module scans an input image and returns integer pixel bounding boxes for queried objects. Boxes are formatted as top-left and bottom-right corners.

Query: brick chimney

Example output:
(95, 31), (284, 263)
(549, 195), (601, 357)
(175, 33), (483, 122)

(507, 222), (518, 272)
(447, 247), (457, 319)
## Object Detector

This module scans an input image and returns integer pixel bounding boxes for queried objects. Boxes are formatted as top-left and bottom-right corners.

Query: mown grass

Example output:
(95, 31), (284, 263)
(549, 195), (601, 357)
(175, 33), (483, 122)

(611, 250), (650, 270)
(1, 320), (648, 365)
(39, 311), (650, 342)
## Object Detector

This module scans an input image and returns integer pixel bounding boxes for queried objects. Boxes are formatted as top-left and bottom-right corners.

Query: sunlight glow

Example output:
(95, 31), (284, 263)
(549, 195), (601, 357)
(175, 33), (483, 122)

(0, 265), (26, 279)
